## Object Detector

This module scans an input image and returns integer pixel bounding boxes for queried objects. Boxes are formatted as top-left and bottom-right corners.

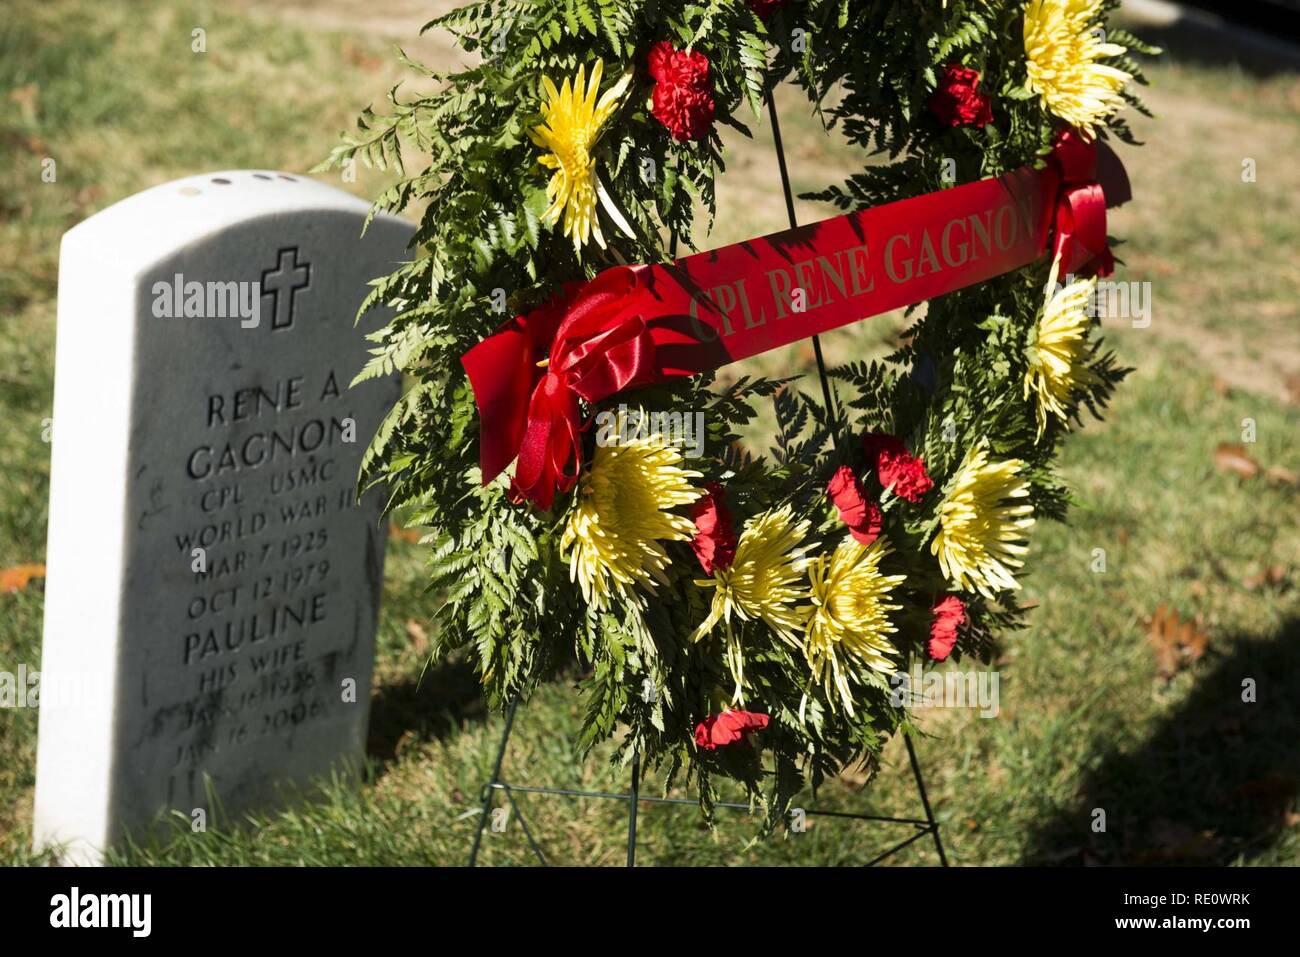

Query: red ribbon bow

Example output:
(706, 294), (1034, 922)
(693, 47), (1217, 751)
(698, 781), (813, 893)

(461, 267), (663, 510)
(1048, 128), (1123, 278)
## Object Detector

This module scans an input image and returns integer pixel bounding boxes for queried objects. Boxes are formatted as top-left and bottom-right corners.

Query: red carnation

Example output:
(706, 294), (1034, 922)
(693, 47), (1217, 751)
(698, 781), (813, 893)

(826, 465), (883, 546)
(646, 41), (674, 82)
(694, 709), (770, 751)
(647, 41), (715, 142)
(745, 0), (786, 19)
(863, 433), (933, 503)
(928, 63), (993, 129)
(691, 482), (738, 575)
(928, 595), (967, 661)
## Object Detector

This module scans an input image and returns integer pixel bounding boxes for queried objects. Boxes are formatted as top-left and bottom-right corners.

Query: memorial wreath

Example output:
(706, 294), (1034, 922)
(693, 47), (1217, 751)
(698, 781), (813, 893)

(323, 0), (1154, 826)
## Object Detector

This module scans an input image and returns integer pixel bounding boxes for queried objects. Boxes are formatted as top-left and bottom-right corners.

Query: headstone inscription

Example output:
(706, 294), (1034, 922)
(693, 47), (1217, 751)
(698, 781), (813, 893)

(33, 171), (411, 864)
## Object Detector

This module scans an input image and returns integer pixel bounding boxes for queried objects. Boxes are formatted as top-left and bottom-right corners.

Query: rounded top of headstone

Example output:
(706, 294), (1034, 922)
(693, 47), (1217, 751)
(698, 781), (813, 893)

(61, 171), (395, 272)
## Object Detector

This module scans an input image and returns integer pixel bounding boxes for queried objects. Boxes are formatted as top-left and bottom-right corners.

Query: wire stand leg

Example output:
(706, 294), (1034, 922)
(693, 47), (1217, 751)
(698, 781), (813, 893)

(766, 88), (837, 421)
(905, 734), (948, 866)
(626, 750), (641, 867)
(468, 699), (518, 867)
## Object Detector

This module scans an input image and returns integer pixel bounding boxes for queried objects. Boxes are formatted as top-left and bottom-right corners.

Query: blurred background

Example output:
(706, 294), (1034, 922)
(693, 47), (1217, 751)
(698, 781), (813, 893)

(1, 0), (1297, 865)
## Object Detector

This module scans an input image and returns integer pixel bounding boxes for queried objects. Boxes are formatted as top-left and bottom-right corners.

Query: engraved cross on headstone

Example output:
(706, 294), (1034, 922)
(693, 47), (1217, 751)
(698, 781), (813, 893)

(261, 246), (311, 330)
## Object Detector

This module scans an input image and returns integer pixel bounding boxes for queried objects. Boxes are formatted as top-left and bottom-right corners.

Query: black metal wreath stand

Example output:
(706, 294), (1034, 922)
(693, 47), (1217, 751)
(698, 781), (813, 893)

(467, 85), (949, 868)
(467, 699), (947, 867)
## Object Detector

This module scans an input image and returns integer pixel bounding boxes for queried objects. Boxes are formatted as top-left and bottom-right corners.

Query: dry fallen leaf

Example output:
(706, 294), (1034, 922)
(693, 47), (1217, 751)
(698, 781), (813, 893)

(1214, 442), (1260, 480)
(1039, 844), (1085, 864)
(340, 37), (383, 72)
(0, 563), (45, 593)
(1286, 372), (1300, 406)
(405, 619), (429, 653)
(1217, 711), (1245, 737)
(1243, 564), (1290, 592)
(73, 185), (103, 213)
(1229, 775), (1296, 817)
(1136, 818), (1223, 863)
(8, 82), (39, 121)
(1265, 464), (1299, 488)
(1146, 603), (1210, 681)
(23, 133), (47, 155)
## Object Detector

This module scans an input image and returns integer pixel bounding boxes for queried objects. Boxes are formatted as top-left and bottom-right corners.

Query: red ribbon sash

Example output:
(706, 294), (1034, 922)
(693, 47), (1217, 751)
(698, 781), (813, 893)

(462, 130), (1129, 508)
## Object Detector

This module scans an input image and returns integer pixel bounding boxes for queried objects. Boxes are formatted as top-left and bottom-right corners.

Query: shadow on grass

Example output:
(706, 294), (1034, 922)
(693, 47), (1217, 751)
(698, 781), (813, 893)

(1020, 616), (1300, 865)
(1128, 13), (1300, 78)
(365, 655), (486, 767)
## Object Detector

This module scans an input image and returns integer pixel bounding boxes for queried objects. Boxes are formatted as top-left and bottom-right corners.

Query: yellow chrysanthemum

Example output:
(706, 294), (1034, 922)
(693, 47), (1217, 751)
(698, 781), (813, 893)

(529, 59), (630, 251)
(1025, 260), (1099, 440)
(1024, 0), (1131, 136)
(931, 441), (1035, 597)
(692, 505), (811, 702)
(802, 537), (906, 714)
(560, 429), (701, 611)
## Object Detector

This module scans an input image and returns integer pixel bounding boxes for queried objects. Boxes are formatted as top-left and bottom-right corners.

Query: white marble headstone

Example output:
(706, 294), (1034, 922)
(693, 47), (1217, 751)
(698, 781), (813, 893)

(33, 171), (411, 864)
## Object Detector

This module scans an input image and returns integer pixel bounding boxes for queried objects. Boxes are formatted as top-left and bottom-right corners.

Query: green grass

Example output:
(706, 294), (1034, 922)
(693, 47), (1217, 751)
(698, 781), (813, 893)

(1, 1), (1298, 866)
